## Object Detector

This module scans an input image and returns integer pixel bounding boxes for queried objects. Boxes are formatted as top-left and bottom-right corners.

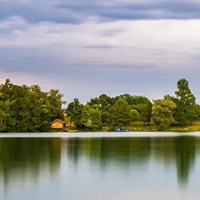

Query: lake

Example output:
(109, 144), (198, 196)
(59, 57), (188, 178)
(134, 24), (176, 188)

(0, 133), (200, 200)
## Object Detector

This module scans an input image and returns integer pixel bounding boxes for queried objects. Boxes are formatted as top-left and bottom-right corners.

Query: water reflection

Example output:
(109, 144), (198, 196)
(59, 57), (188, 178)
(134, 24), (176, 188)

(0, 136), (200, 199)
(0, 138), (61, 195)
(67, 138), (151, 165)
(175, 137), (196, 186)
(66, 137), (200, 186)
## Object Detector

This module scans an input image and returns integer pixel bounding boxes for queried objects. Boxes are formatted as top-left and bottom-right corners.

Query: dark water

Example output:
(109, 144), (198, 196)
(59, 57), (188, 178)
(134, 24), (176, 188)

(0, 136), (200, 200)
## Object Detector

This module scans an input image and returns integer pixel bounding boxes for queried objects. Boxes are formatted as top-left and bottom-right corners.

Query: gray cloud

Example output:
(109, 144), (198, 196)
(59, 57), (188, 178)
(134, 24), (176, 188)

(1, 0), (200, 25)
(55, 0), (200, 21)
(0, 2), (81, 24)
(0, 46), (156, 85)
(1, 45), (200, 103)
(1, 0), (200, 103)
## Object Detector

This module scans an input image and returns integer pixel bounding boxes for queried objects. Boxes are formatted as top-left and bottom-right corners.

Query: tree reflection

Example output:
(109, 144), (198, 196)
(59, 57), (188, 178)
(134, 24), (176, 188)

(151, 136), (199, 185)
(0, 136), (199, 192)
(66, 136), (200, 186)
(66, 138), (151, 169)
(0, 138), (61, 190)
(175, 137), (196, 186)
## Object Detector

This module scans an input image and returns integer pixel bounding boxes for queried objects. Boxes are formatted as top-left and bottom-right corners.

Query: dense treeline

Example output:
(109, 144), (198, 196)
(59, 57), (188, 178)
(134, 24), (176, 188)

(67, 94), (152, 131)
(0, 79), (64, 132)
(1, 78), (200, 132)
(67, 78), (200, 131)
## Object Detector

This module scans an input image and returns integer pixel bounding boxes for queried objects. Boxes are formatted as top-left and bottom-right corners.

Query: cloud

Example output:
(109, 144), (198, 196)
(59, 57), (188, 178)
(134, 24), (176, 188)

(1, 0), (200, 26)
(48, 0), (200, 21)
(1, 18), (200, 72)
(0, 1), (81, 24)
(1, 0), (200, 102)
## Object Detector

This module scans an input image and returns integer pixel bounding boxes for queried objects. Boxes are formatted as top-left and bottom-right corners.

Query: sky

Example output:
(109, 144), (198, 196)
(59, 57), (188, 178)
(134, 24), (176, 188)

(1, 0), (200, 104)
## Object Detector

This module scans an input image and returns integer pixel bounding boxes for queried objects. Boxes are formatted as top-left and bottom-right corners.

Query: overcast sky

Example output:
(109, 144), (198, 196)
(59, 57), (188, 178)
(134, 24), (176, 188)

(1, 0), (200, 104)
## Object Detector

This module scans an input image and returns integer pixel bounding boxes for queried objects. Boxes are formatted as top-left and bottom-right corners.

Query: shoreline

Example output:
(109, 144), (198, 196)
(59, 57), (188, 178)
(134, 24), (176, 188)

(0, 131), (200, 138)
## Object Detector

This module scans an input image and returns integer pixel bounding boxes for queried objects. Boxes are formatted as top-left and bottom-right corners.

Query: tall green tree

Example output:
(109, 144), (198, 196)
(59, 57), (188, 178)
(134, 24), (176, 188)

(131, 96), (152, 123)
(108, 98), (132, 129)
(174, 78), (198, 126)
(88, 94), (114, 125)
(151, 96), (177, 131)
(82, 104), (102, 131)
(47, 89), (65, 120)
(66, 98), (84, 129)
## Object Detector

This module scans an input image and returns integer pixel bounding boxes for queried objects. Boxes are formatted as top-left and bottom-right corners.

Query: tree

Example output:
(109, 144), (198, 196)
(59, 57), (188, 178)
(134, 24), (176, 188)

(108, 98), (132, 129)
(66, 98), (84, 129)
(82, 104), (102, 131)
(0, 79), (65, 132)
(101, 104), (112, 126)
(174, 78), (198, 126)
(131, 96), (152, 123)
(116, 95), (152, 123)
(131, 109), (140, 122)
(47, 89), (65, 120)
(88, 94), (114, 109)
(151, 96), (177, 131)
(88, 94), (114, 125)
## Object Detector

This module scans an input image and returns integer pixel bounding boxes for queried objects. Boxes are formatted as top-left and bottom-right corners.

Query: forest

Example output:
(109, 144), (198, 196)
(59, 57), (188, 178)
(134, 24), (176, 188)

(0, 78), (200, 132)
(0, 79), (64, 132)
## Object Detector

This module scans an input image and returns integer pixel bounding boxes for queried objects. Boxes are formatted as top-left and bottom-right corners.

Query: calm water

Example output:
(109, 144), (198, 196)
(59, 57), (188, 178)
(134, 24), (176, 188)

(0, 135), (200, 200)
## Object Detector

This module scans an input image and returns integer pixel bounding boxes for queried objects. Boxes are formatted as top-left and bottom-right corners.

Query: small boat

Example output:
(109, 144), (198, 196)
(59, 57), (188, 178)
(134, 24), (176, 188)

(115, 128), (132, 132)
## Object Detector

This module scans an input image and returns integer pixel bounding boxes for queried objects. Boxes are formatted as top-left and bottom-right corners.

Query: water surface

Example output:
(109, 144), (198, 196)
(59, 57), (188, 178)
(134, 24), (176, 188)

(0, 134), (200, 200)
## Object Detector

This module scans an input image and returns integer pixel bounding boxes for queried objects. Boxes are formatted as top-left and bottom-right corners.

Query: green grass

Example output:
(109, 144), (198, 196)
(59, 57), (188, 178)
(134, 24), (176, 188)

(115, 121), (200, 132)
(67, 121), (200, 132)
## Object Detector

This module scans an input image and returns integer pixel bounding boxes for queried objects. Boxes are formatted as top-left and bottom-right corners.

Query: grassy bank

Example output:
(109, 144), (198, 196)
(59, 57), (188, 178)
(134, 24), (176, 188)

(66, 121), (200, 132)
(133, 122), (200, 132)
(101, 122), (200, 132)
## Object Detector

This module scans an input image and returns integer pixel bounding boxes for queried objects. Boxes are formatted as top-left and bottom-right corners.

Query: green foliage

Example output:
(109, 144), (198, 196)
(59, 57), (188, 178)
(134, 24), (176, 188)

(82, 104), (102, 131)
(87, 94), (152, 127)
(88, 94), (114, 125)
(88, 94), (114, 109)
(107, 98), (132, 129)
(151, 96), (177, 131)
(1, 78), (199, 132)
(174, 78), (198, 126)
(131, 109), (140, 122)
(115, 95), (152, 123)
(131, 96), (152, 123)
(0, 79), (64, 132)
(66, 98), (84, 129)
